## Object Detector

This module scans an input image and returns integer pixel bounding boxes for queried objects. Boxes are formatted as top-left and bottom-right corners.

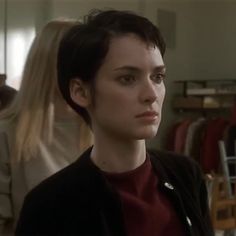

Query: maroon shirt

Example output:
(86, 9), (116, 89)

(104, 157), (185, 236)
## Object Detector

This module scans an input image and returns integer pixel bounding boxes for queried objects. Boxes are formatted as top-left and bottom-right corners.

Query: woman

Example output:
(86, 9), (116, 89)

(0, 19), (93, 235)
(16, 10), (214, 236)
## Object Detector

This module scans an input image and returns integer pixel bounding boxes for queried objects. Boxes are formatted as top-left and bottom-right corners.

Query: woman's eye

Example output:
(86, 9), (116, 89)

(118, 75), (136, 85)
(152, 73), (165, 84)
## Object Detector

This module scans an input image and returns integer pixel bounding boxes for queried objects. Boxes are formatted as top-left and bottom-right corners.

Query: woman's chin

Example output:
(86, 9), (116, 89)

(135, 128), (158, 140)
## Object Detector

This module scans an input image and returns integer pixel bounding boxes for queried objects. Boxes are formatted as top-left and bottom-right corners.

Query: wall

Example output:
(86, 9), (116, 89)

(50, 0), (143, 19)
(144, 1), (236, 148)
(3, 0), (51, 89)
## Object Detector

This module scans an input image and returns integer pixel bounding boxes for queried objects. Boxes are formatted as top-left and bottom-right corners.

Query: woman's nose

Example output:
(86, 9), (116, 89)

(140, 80), (158, 104)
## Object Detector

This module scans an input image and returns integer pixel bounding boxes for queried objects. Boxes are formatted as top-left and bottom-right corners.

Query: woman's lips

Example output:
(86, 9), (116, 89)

(135, 111), (158, 122)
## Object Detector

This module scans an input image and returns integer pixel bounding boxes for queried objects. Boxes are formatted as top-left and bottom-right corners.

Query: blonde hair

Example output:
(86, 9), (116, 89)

(0, 19), (93, 162)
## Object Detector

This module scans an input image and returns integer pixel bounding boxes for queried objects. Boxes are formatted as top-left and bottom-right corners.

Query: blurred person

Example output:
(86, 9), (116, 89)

(0, 74), (17, 110)
(0, 19), (93, 235)
(16, 10), (213, 236)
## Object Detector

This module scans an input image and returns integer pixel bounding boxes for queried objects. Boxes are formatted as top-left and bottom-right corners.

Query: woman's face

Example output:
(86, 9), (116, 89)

(88, 33), (166, 140)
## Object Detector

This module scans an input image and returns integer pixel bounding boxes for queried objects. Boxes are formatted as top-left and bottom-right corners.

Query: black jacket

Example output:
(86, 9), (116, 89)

(15, 147), (214, 236)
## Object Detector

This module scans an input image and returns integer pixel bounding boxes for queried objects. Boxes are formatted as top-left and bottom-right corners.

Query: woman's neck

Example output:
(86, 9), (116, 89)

(90, 134), (146, 173)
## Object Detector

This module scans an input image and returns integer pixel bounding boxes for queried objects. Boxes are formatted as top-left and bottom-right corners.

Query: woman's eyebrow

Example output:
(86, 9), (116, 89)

(114, 66), (141, 72)
(153, 65), (166, 72)
(114, 65), (166, 72)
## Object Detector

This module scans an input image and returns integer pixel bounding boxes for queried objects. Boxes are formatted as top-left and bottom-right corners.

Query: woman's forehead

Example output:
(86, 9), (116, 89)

(100, 34), (164, 71)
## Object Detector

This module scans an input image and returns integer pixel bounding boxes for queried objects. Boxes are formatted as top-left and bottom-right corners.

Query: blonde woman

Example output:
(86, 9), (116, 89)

(0, 19), (93, 235)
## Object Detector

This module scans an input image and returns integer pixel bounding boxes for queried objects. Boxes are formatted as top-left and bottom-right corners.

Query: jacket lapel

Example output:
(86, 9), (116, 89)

(75, 147), (126, 236)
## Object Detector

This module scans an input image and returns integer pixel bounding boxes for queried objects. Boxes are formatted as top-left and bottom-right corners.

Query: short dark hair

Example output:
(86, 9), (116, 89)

(57, 9), (166, 125)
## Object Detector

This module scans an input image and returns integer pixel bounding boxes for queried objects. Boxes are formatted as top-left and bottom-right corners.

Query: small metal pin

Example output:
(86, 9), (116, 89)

(164, 182), (174, 190)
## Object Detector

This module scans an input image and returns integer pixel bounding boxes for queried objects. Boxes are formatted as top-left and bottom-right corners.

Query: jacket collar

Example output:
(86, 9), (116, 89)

(74, 146), (126, 236)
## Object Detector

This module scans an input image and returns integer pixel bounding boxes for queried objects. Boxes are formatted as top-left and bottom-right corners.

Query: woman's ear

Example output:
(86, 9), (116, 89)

(69, 78), (91, 108)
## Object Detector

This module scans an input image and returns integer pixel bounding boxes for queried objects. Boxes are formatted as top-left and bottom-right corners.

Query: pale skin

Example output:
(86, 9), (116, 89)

(70, 33), (166, 173)
(53, 94), (79, 121)
(54, 82), (79, 121)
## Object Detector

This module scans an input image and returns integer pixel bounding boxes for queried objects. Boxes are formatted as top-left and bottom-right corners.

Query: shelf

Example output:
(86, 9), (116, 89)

(174, 79), (236, 83)
(172, 79), (236, 112)
(173, 107), (231, 112)
(174, 79), (236, 96)
(173, 96), (234, 110)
